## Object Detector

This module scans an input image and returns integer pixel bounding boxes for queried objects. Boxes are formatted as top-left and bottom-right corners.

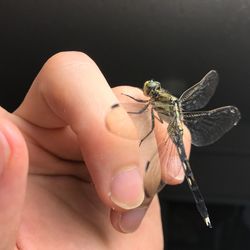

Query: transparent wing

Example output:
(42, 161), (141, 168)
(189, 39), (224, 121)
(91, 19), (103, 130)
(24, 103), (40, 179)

(179, 70), (219, 111)
(183, 106), (241, 146)
(142, 123), (185, 206)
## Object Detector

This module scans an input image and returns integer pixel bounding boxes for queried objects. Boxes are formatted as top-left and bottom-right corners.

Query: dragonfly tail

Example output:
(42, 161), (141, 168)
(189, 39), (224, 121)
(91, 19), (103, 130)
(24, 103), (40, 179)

(175, 139), (212, 228)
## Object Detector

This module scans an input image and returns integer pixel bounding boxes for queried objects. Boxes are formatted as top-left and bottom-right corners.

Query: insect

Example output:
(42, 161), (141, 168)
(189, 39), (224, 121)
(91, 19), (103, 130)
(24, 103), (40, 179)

(106, 70), (241, 228)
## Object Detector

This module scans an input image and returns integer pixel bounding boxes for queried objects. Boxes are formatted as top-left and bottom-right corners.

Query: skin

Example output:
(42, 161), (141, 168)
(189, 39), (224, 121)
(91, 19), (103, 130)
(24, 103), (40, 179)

(0, 52), (191, 250)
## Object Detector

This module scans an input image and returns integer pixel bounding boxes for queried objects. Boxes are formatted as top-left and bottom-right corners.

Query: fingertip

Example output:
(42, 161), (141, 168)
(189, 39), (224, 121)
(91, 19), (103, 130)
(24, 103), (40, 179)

(164, 167), (185, 185)
(110, 207), (147, 233)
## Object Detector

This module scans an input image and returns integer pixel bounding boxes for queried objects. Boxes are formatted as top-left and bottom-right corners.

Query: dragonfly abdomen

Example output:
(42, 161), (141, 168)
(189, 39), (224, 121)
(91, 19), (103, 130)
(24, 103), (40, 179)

(175, 140), (212, 228)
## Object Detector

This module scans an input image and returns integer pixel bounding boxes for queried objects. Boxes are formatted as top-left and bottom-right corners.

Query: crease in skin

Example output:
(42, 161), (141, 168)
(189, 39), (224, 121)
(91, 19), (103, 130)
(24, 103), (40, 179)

(37, 79), (69, 128)
(8, 113), (89, 182)
(26, 141), (90, 181)
(10, 113), (82, 160)
(14, 76), (67, 129)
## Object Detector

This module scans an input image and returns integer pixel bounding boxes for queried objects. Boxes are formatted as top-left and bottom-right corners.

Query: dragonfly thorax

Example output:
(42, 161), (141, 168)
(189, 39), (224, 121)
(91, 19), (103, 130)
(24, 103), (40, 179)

(143, 80), (161, 97)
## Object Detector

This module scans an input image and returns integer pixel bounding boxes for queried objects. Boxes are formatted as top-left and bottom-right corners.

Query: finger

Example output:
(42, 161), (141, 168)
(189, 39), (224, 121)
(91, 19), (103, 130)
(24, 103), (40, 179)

(15, 52), (145, 211)
(0, 111), (28, 249)
(110, 196), (161, 234)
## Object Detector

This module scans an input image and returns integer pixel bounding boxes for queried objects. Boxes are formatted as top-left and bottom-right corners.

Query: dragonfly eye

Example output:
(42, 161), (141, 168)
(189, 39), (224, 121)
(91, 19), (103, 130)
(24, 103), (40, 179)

(143, 80), (161, 97)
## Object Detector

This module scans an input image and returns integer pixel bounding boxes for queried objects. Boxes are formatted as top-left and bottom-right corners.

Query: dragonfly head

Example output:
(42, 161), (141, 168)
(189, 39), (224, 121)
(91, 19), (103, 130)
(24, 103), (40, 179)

(143, 80), (161, 97)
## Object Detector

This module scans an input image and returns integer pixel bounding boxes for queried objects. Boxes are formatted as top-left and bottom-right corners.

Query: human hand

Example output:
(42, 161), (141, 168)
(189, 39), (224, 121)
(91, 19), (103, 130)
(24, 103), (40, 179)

(0, 52), (190, 250)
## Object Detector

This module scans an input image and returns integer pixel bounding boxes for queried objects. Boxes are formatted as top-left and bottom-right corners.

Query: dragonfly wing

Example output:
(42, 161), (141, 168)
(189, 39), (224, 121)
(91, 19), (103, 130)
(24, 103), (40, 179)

(179, 70), (219, 111)
(143, 130), (183, 200)
(183, 106), (241, 146)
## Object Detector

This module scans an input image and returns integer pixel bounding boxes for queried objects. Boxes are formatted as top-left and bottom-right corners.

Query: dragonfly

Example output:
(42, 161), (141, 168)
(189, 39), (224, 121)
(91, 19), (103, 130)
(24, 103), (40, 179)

(106, 70), (241, 228)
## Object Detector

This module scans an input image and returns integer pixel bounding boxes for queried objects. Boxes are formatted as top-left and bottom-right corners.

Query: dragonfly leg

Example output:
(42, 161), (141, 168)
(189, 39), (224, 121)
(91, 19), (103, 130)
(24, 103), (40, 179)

(121, 93), (149, 103)
(127, 102), (150, 115)
(155, 115), (164, 123)
(139, 108), (155, 146)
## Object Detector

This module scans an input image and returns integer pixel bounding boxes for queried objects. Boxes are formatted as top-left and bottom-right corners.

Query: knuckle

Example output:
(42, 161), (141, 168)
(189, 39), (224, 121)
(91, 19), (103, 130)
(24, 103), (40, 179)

(38, 51), (98, 91)
(47, 51), (94, 67)
(42, 51), (97, 79)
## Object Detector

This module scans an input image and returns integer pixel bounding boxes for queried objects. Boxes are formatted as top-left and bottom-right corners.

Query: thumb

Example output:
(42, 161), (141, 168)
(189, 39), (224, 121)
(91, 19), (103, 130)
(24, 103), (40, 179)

(0, 116), (28, 250)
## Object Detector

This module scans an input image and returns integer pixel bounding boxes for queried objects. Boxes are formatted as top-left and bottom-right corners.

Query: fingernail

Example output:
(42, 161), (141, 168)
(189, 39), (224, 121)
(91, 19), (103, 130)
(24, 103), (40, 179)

(119, 207), (147, 233)
(0, 130), (10, 175)
(110, 167), (144, 209)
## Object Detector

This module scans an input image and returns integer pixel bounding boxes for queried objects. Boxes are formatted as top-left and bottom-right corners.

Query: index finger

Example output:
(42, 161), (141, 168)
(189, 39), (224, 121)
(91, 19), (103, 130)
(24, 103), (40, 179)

(15, 52), (145, 211)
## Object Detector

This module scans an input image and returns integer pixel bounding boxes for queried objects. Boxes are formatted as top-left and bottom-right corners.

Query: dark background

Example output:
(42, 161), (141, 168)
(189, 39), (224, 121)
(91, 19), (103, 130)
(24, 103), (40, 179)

(0, 1), (249, 249)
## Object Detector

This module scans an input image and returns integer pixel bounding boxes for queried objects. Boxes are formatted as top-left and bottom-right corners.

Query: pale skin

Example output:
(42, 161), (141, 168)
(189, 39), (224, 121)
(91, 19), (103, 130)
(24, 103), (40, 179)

(0, 52), (191, 250)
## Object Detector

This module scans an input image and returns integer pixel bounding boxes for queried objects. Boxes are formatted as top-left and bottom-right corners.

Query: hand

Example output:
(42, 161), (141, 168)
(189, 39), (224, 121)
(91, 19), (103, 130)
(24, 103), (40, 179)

(0, 52), (190, 250)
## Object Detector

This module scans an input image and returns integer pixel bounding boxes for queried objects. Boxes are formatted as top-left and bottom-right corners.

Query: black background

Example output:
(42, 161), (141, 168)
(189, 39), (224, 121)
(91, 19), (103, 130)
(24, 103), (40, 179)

(0, 1), (249, 249)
